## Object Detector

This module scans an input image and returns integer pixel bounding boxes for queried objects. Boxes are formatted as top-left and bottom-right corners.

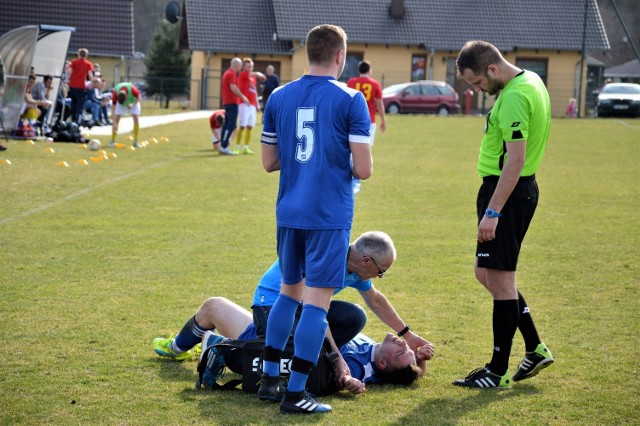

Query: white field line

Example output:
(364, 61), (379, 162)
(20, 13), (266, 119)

(615, 119), (640, 129)
(0, 158), (182, 225)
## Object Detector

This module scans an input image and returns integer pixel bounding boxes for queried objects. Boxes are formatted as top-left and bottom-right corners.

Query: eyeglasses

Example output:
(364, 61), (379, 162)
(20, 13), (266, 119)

(368, 256), (386, 278)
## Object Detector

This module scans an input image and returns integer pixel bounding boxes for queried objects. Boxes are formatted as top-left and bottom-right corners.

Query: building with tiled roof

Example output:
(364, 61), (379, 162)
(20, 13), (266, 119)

(0, 0), (135, 87)
(182, 0), (609, 116)
(605, 59), (640, 84)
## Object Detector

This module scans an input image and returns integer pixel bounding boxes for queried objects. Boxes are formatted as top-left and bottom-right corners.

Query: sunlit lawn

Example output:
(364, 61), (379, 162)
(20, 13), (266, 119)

(0, 114), (638, 424)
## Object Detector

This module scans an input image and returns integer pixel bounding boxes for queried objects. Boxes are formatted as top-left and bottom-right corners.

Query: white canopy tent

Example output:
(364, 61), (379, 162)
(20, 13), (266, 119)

(0, 24), (74, 134)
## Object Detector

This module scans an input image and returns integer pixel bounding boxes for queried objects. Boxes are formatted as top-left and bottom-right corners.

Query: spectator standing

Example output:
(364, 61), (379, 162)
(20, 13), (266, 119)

(262, 65), (280, 107)
(68, 48), (94, 123)
(259, 24), (372, 415)
(219, 57), (249, 155)
(235, 58), (265, 155)
(452, 40), (554, 389)
(347, 61), (386, 145)
(566, 98), (577, 118)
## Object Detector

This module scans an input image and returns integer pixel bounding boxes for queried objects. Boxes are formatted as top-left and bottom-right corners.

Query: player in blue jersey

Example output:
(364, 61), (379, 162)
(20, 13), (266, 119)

(153, 231), (435, 374)
(251, 232), (433, 354)
(168, 297), (431, 395)
(260, 24), (373, 415)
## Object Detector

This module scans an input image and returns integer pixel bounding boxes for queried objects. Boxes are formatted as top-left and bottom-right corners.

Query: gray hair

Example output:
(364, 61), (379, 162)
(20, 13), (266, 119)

(353, 231), (396, 261)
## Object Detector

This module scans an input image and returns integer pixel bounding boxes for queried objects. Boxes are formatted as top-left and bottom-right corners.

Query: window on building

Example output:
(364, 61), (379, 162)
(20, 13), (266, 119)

(445, 57), (457, 87)
(339, 52), (364, 82)
(516, 58), (548, 85)
(411, 54), (426, 82)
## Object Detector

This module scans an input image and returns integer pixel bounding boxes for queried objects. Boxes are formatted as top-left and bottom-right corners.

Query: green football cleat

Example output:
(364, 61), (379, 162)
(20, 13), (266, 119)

(192, 343), (202, 359)
(153, 336), (193, 361)
(453, 365), (512, 389)
(513, 343), (554, 381)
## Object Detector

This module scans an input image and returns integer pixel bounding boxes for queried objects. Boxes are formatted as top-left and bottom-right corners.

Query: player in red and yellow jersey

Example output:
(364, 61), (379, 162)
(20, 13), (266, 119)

(347, 60), (386, 144)
(235, 58), (265, 154)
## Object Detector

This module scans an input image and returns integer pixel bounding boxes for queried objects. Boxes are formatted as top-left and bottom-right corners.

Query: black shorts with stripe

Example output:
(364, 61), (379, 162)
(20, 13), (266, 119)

(476, 175), (539, 271)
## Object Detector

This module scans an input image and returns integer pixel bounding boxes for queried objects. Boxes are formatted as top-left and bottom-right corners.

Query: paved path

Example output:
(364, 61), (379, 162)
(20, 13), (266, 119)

(86, 110), (212, 136)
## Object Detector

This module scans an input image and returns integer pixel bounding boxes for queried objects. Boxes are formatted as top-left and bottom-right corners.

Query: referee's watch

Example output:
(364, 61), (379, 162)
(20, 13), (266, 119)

(485, 208), (502, 218)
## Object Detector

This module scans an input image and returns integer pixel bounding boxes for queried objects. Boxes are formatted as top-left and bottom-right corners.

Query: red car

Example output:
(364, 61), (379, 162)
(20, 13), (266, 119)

(382, 80), (460, 115)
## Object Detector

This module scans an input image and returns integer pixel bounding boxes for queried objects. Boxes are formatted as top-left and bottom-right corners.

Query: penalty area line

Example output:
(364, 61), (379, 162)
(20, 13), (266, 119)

(0, 158), (183, 225)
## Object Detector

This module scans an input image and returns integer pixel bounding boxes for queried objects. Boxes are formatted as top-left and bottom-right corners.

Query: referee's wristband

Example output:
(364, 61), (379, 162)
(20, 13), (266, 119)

(397, 325), (410, 337)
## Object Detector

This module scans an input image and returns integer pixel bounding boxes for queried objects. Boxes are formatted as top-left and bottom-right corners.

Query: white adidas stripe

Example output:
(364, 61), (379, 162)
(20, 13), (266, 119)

(476, 377), (496, 388)
(295, 400), (318, 411)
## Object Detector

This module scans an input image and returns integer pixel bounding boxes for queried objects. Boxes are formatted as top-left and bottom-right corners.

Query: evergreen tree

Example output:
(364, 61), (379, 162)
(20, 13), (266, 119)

(144, 22), (190, 108)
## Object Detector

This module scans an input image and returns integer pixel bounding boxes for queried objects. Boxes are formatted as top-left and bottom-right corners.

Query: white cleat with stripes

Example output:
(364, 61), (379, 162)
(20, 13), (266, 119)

(453, 365), (512, 389)
(280, 390), (332, 414)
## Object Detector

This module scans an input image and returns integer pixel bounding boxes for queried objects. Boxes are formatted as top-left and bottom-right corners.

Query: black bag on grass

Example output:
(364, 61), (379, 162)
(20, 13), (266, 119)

(196, 337), (340, 396)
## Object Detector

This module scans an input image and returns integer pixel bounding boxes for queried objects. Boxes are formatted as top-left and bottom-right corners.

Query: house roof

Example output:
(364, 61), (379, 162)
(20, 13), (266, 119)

(184, 0), (292, 54)
(0, 0), (134, 57)
(605, 58), (640, 78)
(183, 0), (609, 55)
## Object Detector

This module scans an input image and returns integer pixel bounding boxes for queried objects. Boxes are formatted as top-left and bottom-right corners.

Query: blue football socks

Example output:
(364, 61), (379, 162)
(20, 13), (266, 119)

(174, 315), (209, 352)
(263, 293), (300, 377)
(287, 304), (329, 392)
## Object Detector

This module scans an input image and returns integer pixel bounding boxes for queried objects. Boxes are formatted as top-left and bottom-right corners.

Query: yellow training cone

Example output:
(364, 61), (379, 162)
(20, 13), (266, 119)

(128, 135), (134, 141)
(90, 156), (103, 163)
(0, 159), (12, 165)
(77, 159), (89, 165)
(108, 152), (118, 158)
(26, 139), (35, 145)
(46, 147), (55, 154)
(56, 161), (69, 167)
(115, 143), (126, 149)
(151, 137), (158, 144)
(128, 146), (136, 151)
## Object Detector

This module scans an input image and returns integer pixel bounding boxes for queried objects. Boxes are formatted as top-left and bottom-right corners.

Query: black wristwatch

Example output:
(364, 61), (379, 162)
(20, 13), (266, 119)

(485, 208), (502, 218)
(397, 325), (410, 337)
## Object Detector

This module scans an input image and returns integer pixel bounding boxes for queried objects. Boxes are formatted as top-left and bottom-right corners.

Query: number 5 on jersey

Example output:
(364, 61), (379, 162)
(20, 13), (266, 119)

(296, 107), (315, 163)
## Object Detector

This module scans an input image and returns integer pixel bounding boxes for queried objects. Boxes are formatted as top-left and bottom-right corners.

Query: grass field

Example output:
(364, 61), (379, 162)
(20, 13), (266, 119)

(0, 114), (638, 425)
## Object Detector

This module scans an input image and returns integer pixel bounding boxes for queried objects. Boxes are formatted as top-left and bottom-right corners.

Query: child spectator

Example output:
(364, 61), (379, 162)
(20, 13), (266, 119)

(566, 98), (577, 118)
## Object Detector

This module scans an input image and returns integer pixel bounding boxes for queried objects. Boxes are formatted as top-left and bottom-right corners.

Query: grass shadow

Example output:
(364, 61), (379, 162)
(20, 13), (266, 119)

(154, 358), (200, 383)
(397, 384), (541, 425)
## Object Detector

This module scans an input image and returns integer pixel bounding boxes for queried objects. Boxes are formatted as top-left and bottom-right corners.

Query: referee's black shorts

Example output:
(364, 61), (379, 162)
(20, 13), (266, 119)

(476, 175), (539, 271)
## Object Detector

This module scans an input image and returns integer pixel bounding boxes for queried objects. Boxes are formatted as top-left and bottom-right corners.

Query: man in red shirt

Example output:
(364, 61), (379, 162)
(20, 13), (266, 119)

(68, 48), (94, 124)
(235, 58), (265, 154)
(219, 58), (249, 155)
(209, 109), (225, 151)
(347, 61), (386, 144)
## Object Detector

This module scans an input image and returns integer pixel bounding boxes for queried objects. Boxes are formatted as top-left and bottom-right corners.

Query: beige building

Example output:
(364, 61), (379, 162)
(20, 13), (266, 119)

(183, 0), (609, 117)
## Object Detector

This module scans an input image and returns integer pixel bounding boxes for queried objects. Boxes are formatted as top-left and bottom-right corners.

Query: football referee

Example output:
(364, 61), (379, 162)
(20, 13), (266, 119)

(452, 40), (555, 389)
